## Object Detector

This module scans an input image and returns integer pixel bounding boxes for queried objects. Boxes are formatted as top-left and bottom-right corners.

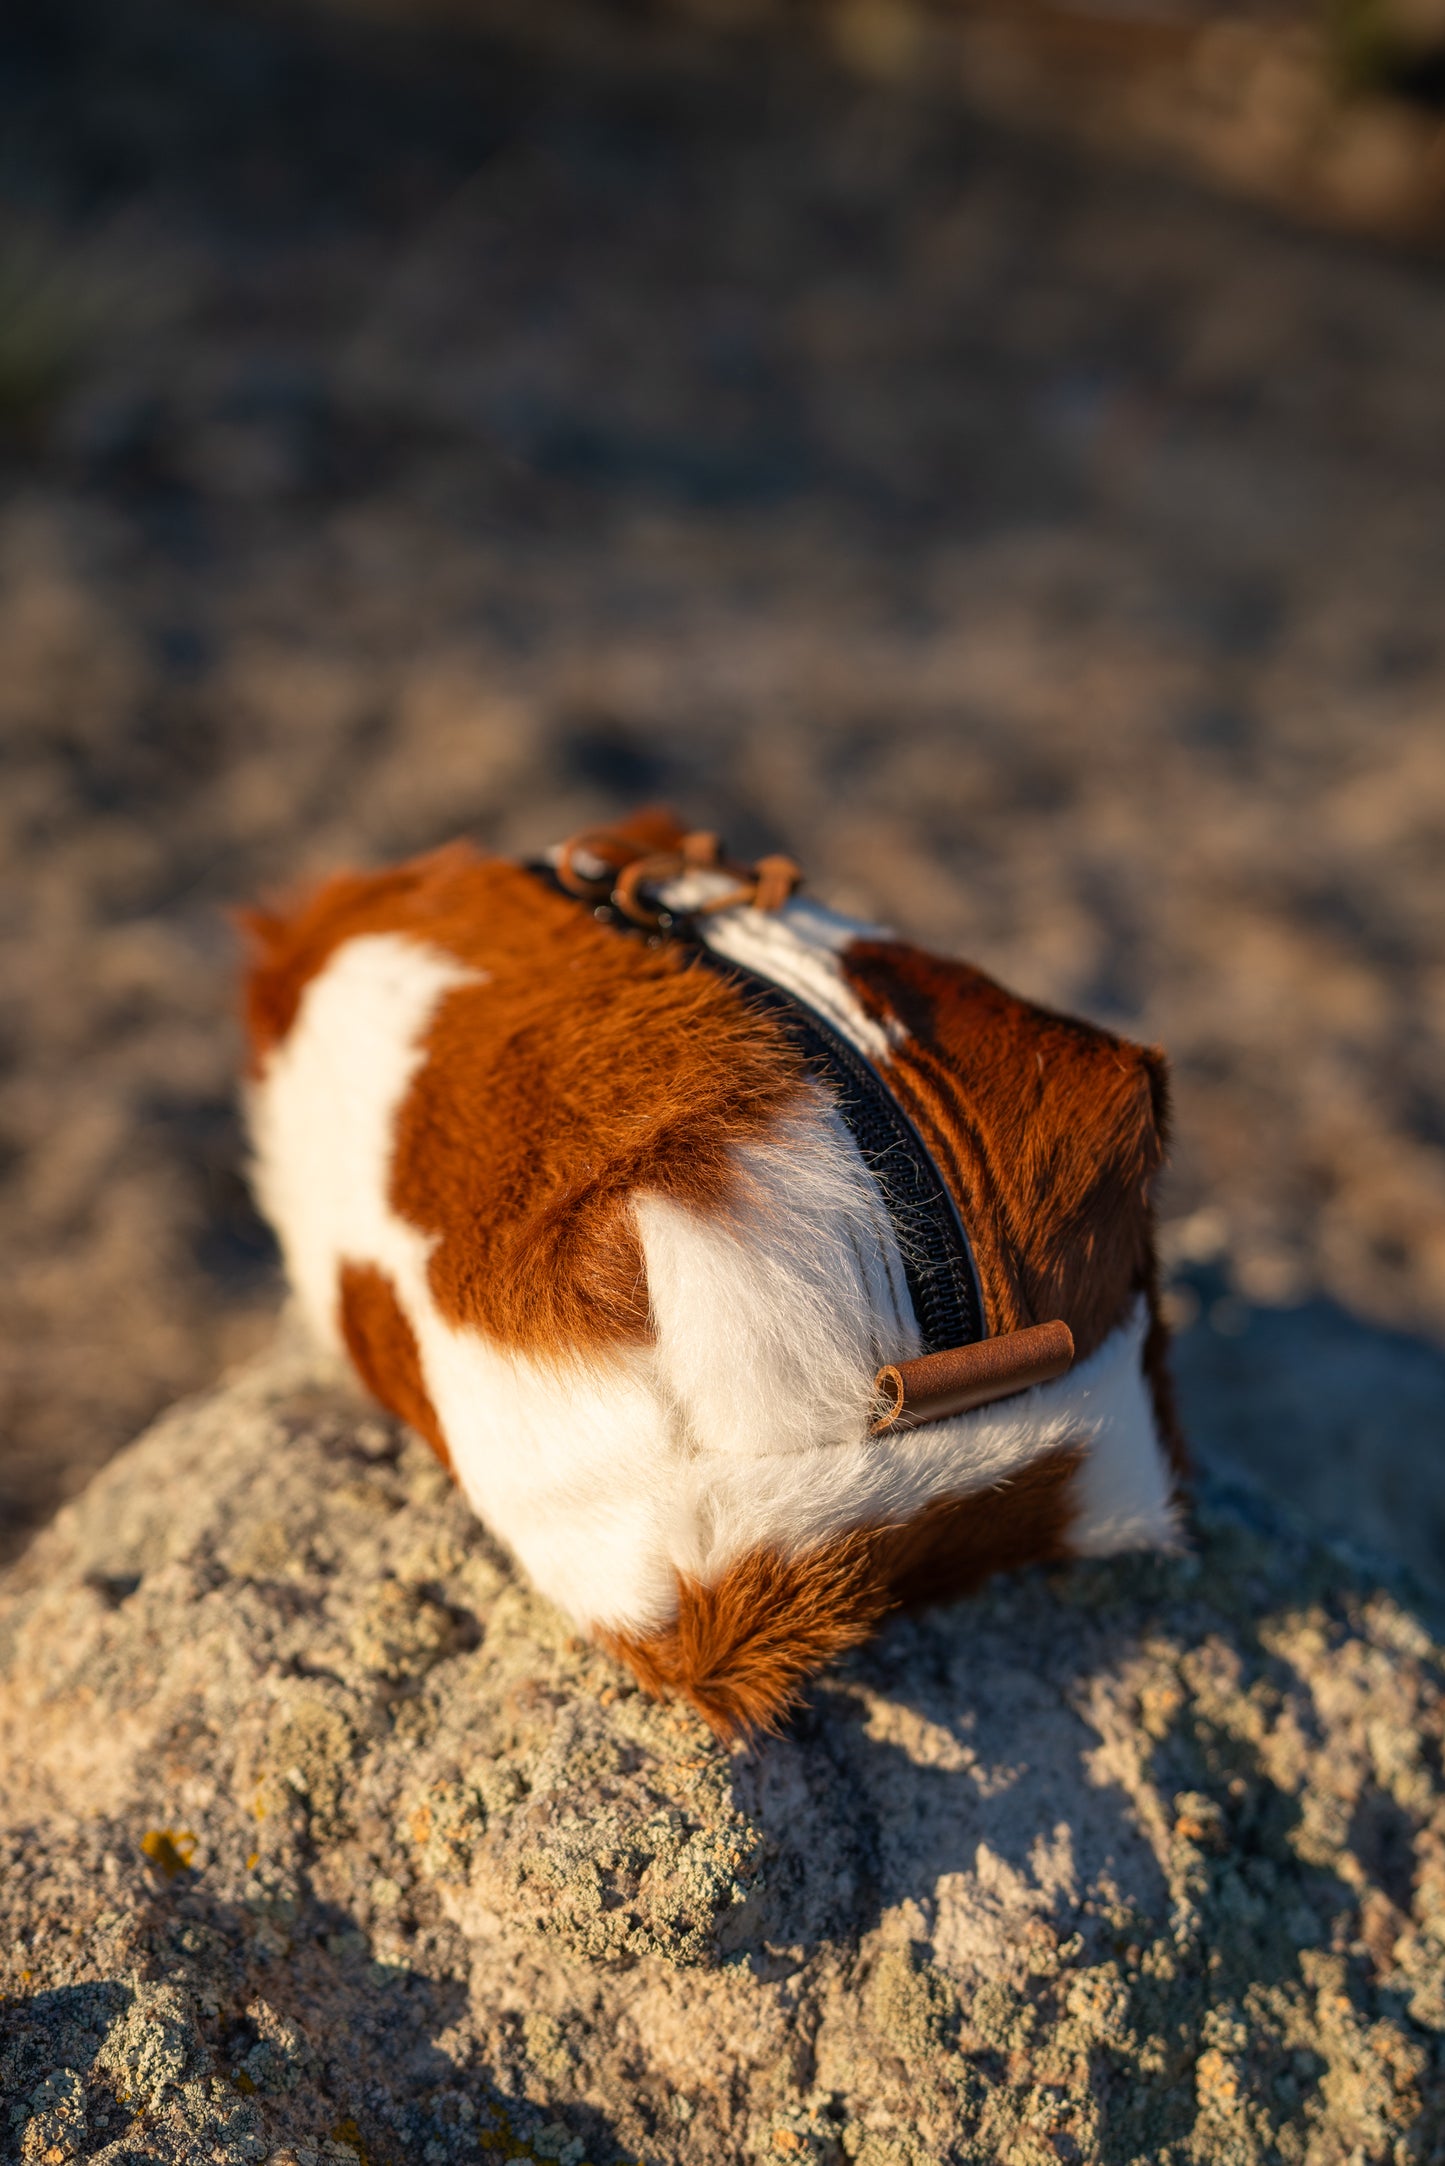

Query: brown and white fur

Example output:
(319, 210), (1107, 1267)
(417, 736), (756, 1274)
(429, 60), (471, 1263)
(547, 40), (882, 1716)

(240, 810), (1185, 1736)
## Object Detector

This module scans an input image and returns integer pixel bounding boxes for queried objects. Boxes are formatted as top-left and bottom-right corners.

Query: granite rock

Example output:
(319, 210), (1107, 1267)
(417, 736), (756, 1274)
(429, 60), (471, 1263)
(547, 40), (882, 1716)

(2, 1321), (1443, 2164)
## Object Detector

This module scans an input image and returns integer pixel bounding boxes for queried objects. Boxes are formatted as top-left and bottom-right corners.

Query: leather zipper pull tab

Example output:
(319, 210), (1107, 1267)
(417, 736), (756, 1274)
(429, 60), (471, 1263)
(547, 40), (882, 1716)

(871, 1320), (1075, 1434)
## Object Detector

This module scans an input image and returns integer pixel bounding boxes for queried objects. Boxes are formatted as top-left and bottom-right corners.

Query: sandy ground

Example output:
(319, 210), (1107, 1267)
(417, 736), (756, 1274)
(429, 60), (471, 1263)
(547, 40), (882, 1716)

(1, 0), (1443, 1580)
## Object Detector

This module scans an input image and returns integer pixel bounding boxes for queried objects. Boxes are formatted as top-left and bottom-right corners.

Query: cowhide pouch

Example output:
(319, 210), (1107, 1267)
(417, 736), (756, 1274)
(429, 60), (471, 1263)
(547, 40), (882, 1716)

(240, 808), (1186, 1736)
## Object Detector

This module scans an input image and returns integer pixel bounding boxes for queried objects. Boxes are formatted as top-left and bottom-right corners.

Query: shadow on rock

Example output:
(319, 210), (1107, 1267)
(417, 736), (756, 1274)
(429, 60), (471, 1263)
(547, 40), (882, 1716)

(1173, 1262), (1445, 1605)
(0, 1850), (623, 2166)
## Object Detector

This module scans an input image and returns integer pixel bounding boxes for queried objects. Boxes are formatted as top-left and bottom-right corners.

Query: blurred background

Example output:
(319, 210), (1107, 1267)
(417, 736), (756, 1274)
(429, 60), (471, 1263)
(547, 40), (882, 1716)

(1, 0), (1443, 1591)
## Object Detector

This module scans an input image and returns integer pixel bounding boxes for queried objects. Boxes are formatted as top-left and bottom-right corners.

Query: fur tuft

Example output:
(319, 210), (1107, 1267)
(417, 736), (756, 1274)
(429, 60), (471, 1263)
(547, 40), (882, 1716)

(601, 1530), (892, 1739)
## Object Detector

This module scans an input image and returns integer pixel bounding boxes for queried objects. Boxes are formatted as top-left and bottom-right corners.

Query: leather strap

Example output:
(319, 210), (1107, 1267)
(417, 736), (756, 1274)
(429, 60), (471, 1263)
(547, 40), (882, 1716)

(524, 856), (986, 1358)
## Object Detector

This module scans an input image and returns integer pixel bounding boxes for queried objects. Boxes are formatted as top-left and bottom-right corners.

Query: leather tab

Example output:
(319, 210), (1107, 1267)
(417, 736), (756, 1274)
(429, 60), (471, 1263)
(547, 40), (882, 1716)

(751, 854), (804, 912)
(871, 1320), (1075, 1434)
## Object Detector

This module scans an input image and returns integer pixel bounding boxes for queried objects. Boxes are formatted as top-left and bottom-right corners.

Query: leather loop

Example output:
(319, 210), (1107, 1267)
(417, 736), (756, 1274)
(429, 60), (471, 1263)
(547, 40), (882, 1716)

(871, 1320), (1075, 1433)
(552, 824), (804, 923)
(751, 854), (804, 912)
(612, 851), (686, 926)
(694, 853), (804, 917)
(555, 830), (642, 900)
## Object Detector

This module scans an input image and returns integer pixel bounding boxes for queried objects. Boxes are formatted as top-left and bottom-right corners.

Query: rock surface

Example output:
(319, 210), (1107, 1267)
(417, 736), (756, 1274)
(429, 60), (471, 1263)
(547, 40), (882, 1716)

(2, 1326), (1444, 2164)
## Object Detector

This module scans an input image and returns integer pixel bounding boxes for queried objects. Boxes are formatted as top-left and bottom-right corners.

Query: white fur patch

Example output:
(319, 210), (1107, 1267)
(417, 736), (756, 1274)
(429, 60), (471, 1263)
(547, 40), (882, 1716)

(636, 1092), (919, 1465)
(1066, 1306), (1182, 1555)
(700, 898), (901, 1063)
(246, 933), (478, 1353)
(250, 928), (1179, 1642)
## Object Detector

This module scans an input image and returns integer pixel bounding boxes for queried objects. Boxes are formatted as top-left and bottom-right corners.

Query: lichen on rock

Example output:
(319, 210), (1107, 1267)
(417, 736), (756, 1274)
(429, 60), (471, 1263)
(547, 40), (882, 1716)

(1, 1320), (1442, 2162)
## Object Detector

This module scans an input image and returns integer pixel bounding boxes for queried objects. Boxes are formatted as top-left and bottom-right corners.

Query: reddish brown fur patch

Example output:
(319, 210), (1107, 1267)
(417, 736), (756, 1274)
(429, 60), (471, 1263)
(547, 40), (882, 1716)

(871, 1442), (1085, 1610)
(241, 843), (811, 1359)
(600, 1530), (890, 1740)
(843, 942), (1171, 1372)
(337, 1259), (451, 1470)
(604, 1445), (1083, 1739)
(237, 822), (684, 1071)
